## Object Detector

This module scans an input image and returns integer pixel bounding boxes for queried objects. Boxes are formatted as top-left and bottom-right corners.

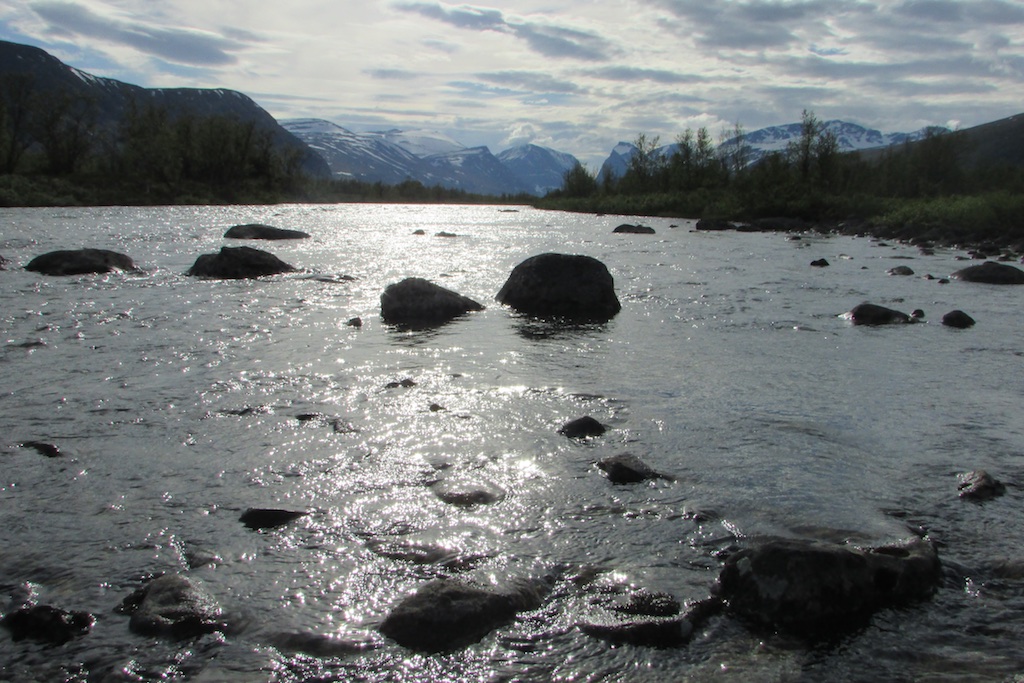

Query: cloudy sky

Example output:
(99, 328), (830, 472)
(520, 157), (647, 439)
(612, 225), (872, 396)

(1, 0), (1022, 167)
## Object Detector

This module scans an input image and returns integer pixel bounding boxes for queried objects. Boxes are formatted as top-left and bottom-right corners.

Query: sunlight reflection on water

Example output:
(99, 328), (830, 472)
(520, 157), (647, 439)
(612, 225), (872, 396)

(1, 204), (1023, 681)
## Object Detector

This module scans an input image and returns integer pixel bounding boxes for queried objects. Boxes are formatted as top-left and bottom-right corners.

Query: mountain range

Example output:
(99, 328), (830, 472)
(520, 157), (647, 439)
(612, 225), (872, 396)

(281, 118), (578, 196)
(2, 39), (1020, 198)
(597, 120), (951, 180)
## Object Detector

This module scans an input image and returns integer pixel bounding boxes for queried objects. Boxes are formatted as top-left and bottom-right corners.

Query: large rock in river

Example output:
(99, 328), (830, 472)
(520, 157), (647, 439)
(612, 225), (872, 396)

(186, 246), (297, 279)
(26, 248), (137, 275)
(718, 537), (940, 638)
(380, 277), (484, 326)
(224, 224), (310, 240)
(496, 253), (621, 321)
(951, 261), (1024, 284)
(942, 310), (976, 328)
(379, 577), (550, 651)
(844, 303), (914, 325)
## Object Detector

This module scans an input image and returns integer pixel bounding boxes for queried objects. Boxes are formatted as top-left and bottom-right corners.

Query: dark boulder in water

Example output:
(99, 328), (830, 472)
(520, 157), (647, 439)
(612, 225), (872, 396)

(240, 508), (308, 530)
(497, 253), (621, 321)
(19, 441), (62, 457)
(558, 416), (607, 439)
(958, 470), (1005, 501)
(379, 577), (550, 651)
(942, 310), (976, 328)
(597, 453), (664, 484)
(887, 265), (915, 276)
(26, 248), (137, 275)
(845, 303), (914, 325)
(380, 277), (484, 327)
(186, 246), (297, 279)
(1, 604), (94, 644)
(613, 223), (655, 234)
(120, 574), (229, 639)
(951, 261), (1024, 284)
(223, 224), (310, 240)
(810, 259), (830, 267)
(695, 218), (731, 231)
(718, 537), (940, 638)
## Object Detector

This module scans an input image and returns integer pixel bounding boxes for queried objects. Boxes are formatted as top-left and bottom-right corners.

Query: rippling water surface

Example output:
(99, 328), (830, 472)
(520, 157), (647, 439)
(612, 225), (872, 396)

(1, 204), (1022, 681)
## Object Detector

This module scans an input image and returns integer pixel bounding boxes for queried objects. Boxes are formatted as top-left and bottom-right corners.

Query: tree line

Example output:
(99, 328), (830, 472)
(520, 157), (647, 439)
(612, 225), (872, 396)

(0, 73), (513, 207)
(544, 110), (1024, 248)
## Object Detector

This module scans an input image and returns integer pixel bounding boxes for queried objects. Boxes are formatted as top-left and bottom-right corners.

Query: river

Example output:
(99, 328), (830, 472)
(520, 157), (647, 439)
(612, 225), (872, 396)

(1, 204), (1022, 681)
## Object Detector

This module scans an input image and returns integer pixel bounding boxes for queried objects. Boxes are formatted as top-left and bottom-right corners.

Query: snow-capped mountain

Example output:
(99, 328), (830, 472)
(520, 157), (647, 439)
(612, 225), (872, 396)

(283, 119), (579, 196)
(283, 119), (430, 184)
(599, 120), (950, 178)
(496, 145), (579, 196)
(720, 120), (947, 163)
(381, 129), (465, 158)
(598, 141), (679, 180)
(424, 146), (531, 196)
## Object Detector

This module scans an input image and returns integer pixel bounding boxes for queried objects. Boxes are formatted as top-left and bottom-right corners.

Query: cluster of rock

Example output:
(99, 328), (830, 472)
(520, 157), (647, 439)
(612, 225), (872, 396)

(379, 252), (623, 327)
(6, 219), (1021, 658)
(19, 224), (310, 279)
(837, 260), (1024, 328)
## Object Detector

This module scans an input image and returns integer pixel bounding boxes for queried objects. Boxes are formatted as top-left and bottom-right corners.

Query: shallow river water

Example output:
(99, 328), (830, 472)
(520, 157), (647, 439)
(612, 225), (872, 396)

(1, 204), (1022, 682)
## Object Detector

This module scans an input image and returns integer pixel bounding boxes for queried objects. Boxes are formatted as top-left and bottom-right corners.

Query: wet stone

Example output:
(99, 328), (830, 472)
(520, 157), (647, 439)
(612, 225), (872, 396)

(958, 470), (1006, 501)
(1, 605), (94, 644)
(239, 508), (308, 530)
(120, 574), (230, 639)
(559, 416), (607, 439)
(596, 453), (664, 484)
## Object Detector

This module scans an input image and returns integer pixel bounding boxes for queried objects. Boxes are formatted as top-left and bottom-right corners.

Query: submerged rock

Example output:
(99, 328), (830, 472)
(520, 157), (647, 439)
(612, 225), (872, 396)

(613, 223), (656, 234)
(266, 630), (380, 657)
(240, 508), (308, 530)
(380, 277), (484, 327)
(951, 261), (1024, 284)
(186, 246), (297, 278)
(431, 477), (506, 507)
(558, 416), (607, 439)
(1, 605), (94, 644)
(596, 453), (665, 484)
(224, 224), (310, 240)
(718, 537), (940, 638)
(579, 612), (687, 647)
(26, 248), (137, 275)
(942, 310), (976, 328)
(379, 577), (550, 651)
(496, 253), (621, 321)
(121, 574), (229, 639)
(958, 470), (1006, 501)
(844, 303), (914, 325)
(575, 572), (722, 648)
